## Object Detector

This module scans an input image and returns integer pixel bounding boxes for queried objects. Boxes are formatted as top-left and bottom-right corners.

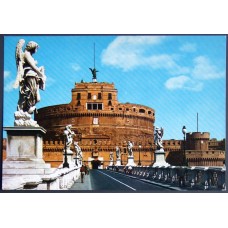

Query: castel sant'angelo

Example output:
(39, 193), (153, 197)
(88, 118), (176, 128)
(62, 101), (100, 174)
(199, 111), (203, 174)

(2, 66), (225, 169)
(28, 68), (224, 169)
(34, 71), (156, 168)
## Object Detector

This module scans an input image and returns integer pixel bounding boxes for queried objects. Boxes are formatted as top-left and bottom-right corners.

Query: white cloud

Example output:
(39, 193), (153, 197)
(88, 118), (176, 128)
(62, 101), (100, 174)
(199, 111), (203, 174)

(4, 71), (10, 78)
(145, 54), (190, 74)
(4, 80), (15, 92)
(165, 75), (203, 91)
(103, 37), (224, 92)
(71, 63), (81, 72)
(102, 36), (193, 74)
(179, 43), (197, 52)
(102, 36), (168, 71)
(192, 56), (225, 80)
(109, 36), (165, 47)
(165, 55), (224, 92)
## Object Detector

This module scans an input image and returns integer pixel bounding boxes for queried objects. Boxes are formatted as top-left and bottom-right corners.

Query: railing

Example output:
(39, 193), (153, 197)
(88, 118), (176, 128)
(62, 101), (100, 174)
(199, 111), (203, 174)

(2, 166), (81, 191)
(108, 165), (226, 191)
(38, 166), (81, 190)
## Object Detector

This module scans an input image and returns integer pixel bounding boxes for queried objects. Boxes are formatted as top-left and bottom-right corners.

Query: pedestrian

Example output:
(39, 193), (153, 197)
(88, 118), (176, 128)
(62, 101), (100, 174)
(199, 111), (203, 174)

(80, 164), (86, 183)
(85, 164), (90, 175)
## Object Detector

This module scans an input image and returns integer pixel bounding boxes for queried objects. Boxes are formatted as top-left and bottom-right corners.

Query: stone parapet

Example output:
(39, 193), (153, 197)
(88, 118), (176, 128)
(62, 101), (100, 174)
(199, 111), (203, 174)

(109, 165), (226, 191)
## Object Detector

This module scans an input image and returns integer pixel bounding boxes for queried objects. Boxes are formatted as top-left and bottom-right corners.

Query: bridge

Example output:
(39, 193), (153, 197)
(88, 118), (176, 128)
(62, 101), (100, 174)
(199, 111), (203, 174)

(2, 127), (226, 191)
(2, 162), (226, 191)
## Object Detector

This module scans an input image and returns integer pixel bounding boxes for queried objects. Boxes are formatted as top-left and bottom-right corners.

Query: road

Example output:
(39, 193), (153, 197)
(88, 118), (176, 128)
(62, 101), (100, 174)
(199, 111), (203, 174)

(70, 169), (173, 192)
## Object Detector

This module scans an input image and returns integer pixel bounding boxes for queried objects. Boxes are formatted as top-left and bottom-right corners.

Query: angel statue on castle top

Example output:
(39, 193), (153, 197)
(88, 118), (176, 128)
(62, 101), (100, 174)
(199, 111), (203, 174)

(14, 39), (46, 115)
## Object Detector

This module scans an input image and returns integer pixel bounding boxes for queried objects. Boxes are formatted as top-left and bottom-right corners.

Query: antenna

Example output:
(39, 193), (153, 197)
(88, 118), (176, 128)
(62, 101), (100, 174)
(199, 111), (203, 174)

(94, 42), (95, 69)
(89, 43), (98, 83)
(197, 112), (198, 132)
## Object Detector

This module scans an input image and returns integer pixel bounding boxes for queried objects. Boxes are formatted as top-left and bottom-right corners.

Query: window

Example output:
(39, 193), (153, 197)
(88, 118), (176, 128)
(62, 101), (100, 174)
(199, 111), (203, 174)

(108, 101), (112, 106)
(98, 104), (102, 109)
(77, 93), (81, 100)
(93, 117), (99, 125)
(87, 103), (103, 110)
(139, 109), (145, 113)
(88, 93), (91, 99)
(108, 93), (112, 100)
(93, 103), (97, 109)
(77, 101), (81, 106)
(98, 93), (102, 99)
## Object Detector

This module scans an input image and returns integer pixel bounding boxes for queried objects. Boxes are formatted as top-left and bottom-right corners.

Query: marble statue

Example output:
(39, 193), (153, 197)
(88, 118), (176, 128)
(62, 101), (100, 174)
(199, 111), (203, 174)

(74, 141), (83, 166)
(109, 152), (113, 161)
(154, 127), (164, 150)
(13, 39), (46, 126)
(127, 141), (133, 156)
(74, 141), (82, 159)
(14, 39), (46, 114)
(116, 146), (120, 159)
(63, 125), (75, 152)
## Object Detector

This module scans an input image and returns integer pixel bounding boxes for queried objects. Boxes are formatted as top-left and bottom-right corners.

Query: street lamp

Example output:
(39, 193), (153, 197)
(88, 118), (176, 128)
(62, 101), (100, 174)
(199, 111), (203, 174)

(149, 142), (153, 166)
(138, 143), (142, 166)
(121, 153), (123, 165)
(63, 137), (69, 168)
(182, 126), (187, 166)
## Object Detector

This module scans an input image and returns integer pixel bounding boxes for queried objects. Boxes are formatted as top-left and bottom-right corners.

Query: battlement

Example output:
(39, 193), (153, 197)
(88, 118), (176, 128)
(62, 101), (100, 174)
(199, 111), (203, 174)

(187, 132), (210, 139)
(73, 82), (115, 90)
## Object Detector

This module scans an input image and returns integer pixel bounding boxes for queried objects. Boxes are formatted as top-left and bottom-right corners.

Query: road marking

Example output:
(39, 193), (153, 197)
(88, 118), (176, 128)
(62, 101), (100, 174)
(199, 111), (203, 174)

(98, 170), (136, 191)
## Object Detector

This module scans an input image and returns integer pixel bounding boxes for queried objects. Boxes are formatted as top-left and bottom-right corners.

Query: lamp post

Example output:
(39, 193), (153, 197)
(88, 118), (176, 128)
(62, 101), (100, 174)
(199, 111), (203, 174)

(63, 137), (69, 168)
(138, 143), (142, 166)
(121, 153), (123, 165)
(182, 126), (187, 166)
(149, 142), (153, 166)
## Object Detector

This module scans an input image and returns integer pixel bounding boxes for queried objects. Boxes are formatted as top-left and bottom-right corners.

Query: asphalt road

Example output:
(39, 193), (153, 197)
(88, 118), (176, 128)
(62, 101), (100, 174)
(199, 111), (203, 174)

(88, 169), (172, 192)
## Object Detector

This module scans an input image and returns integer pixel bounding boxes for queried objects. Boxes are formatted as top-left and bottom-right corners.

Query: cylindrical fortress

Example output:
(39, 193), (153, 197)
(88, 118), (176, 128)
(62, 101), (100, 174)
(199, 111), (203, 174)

(35, 82), (156, 167)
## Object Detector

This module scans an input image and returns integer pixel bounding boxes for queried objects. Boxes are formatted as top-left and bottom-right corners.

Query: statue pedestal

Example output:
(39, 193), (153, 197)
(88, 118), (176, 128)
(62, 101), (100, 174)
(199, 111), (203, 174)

(2, 127), (56, 190)
(115, 158), (121, 166)
(152, 149), (170, 167)
(126, 156), (136, 166)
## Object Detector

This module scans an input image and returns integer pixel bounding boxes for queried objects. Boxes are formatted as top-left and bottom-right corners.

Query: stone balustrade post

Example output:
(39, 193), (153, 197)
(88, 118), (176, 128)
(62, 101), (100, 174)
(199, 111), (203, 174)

(217, 168), (226, 190)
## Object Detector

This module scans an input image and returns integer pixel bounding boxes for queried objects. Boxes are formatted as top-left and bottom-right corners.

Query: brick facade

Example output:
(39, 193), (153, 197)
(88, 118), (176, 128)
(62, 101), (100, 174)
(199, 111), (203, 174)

(34, 82), (156, 168)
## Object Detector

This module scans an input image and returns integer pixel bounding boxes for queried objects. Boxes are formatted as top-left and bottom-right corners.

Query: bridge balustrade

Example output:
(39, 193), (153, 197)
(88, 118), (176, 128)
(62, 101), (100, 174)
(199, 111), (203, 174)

(109, 165), (226, 191)
(8, 166), (81, 190)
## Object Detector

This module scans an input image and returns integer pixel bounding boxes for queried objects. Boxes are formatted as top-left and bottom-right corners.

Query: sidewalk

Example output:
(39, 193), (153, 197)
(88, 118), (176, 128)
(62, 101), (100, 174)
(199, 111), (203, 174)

(70, 173), (92, 190)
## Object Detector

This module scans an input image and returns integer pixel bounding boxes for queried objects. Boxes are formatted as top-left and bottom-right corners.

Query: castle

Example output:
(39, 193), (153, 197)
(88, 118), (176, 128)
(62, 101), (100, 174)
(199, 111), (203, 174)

(34, 80), (156, 168)
(2, 73), (225, 169)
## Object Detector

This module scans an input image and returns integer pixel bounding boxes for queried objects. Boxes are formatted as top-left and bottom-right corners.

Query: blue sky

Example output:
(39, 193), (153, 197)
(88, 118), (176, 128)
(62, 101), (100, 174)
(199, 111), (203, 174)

(3, 35), (226, 140)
